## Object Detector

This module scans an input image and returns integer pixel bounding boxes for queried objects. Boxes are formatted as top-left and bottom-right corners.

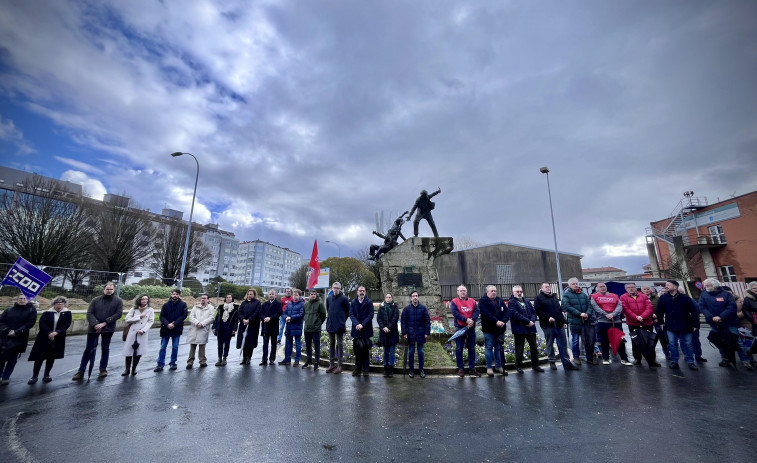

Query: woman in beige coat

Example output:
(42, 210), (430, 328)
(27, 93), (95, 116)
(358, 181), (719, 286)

(186, 294), (215, 368)
(122, 294), (155, 376)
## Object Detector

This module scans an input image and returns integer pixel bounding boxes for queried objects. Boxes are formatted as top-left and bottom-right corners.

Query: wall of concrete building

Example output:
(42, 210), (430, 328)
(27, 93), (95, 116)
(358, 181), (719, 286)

(435, 243), (583, 286)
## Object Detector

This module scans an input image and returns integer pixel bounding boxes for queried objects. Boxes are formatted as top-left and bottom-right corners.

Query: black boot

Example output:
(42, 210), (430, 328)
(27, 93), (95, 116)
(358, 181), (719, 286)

(132, 356), (141, 375)
(122, 357), (132, 376)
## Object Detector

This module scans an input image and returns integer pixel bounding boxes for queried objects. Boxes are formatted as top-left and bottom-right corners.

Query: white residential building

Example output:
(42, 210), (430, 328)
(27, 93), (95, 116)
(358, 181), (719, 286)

(236, 240), (303, 291)
(198, 223), (239, 284)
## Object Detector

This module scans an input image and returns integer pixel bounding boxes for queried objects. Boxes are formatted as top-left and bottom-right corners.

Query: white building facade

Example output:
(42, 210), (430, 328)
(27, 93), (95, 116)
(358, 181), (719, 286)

(236, 240), (303, 291)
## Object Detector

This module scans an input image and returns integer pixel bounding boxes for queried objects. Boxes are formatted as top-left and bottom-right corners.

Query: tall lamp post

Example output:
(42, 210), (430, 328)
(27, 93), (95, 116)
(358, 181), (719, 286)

(324, 240), (341, 258)
(171, 152), (199, 290)
(540, 166), (563, 293)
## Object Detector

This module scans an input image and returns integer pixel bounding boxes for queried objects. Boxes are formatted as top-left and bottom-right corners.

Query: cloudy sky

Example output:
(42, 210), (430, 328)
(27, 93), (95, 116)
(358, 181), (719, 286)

(1, 1), (756, 274)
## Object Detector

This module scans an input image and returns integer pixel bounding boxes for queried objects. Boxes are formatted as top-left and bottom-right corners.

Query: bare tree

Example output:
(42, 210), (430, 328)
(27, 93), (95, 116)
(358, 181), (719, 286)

(289, 263), (309, 291)
(89, 197), (154, 274)
(354, 248), (380, 286)
(153, 220), (212, 286)
(659, 252), (704, 281)
(0, 175), (94, 266)
(321, 257), (378, 297)
(454, 236), (482, 251)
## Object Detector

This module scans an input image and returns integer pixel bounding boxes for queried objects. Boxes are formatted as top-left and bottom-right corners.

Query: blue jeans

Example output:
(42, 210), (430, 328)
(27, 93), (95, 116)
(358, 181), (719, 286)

(667, 331), (695, 364)
(543, 326), (571, 366)
(711, 326), (749, 362)
(483, 333), (502, 369)
(79, 332), (114, 372)
(455, 329), (477, 370)
(278, 317), (286, 341)
(570, 324), (596, 361)
(157, 335), (181, 367)
(408, 342), (425, 372)
(692, 329), (703, 358)
(383, 343), (397, 367)
(284, 335), (301, 362)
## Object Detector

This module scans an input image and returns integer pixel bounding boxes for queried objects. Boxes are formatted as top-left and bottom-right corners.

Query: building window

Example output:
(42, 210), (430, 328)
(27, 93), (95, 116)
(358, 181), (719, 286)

(708, 225), (726, 244)
(719, 266), (737, 282)
(496, 264), (514, 284)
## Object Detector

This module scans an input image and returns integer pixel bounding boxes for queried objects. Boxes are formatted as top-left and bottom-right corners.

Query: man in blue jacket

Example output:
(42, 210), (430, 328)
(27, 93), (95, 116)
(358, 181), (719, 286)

(349, 286), (374, 376)
(699, 278), (751, 369)
(401, 291), (430, 378)
(154, 289), (188, 372)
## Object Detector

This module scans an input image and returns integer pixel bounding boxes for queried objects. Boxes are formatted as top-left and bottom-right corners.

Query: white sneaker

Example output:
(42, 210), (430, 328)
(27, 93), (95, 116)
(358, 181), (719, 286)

(602, 360), (610, 365)
(620, 360), (633, 366)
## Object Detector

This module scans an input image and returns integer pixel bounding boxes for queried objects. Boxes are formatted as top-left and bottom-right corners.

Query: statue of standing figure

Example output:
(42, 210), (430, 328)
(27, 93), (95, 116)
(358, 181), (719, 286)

(408, 188), (441, 238)
(369, 211), (409, 261)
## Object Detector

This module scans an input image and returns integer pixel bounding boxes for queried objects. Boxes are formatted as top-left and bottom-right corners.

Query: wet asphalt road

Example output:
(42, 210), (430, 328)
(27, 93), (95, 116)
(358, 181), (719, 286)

(1, 327), (757, 463)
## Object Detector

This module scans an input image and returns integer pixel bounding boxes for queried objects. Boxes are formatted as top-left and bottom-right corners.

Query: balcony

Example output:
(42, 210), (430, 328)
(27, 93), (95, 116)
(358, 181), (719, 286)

(682, 233), (727, 248)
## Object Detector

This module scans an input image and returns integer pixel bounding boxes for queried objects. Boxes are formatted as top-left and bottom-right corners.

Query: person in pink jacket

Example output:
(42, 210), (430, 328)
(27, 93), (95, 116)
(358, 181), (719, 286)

(620, 283), (660, 367)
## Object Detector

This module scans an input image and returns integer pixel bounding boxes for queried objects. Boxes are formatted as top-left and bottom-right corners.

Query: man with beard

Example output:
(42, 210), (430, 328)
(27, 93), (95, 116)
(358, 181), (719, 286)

(73, 282), (123, 379)
(260, 290), (282, 366)
(153, 288), (188, 373)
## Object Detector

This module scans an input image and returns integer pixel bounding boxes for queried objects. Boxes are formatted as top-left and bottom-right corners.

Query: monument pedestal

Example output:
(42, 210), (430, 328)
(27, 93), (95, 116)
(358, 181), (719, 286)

(376, 237), (454, 319)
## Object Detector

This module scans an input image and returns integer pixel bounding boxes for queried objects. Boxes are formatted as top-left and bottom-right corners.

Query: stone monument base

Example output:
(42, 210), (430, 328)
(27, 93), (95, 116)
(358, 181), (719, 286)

(376, 237), (453, 319)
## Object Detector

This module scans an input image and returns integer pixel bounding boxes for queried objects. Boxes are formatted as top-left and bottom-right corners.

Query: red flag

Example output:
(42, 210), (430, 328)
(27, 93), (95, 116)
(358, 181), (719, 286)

(307, 240), (320, 289)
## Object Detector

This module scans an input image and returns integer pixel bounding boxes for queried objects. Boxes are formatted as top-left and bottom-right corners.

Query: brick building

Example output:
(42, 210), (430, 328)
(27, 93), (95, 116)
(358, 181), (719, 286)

(646, 191), (757, 283)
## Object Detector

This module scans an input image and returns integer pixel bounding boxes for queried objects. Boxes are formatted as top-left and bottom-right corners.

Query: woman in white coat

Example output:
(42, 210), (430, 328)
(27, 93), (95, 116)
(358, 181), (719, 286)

(122, 294), (155, 376)
(186, 294), (215, 368)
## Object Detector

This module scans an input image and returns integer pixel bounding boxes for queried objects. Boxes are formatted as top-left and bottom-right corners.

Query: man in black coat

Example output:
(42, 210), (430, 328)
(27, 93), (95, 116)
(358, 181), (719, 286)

(260, 290), (282, 366)
(73, 282), (123, 380)
(154, 289), (188, 372)
(0, 293), (37, 385)
(534, 282), (578, 371)
(478, 285), (509, 376)
(349, 286), (374, 376)
(658, 280), (699, 370)
(326, 282), (350, 374)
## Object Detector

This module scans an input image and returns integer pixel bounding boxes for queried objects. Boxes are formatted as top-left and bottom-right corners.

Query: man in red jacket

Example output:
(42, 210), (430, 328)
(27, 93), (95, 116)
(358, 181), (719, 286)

(620, 283), (661, 367)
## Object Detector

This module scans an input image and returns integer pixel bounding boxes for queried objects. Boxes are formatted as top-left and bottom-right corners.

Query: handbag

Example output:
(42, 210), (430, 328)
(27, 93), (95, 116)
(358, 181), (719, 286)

(122, 323), (131, 342)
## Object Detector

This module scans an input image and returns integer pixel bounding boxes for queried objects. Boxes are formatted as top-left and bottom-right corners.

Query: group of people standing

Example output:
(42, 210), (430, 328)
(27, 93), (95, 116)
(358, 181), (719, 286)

(2, 278), (755, 386)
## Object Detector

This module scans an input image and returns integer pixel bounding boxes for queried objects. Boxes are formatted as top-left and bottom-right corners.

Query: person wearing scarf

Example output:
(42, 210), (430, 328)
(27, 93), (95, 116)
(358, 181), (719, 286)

(121, 294), (155, 376)
(377, 293), (399, 377)
(212, 294), (238, 366)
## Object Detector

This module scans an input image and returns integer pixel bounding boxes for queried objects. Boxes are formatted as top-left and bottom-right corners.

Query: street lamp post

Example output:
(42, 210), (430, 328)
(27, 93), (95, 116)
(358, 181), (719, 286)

(540, 166), (563, 293)
(324, 240), (341, 258)
(171, 152), (199, 290)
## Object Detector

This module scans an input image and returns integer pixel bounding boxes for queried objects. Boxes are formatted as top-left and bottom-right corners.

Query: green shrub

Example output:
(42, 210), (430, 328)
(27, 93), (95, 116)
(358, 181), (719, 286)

(137, 278), (163, 286)
(95, 284), (191, 301)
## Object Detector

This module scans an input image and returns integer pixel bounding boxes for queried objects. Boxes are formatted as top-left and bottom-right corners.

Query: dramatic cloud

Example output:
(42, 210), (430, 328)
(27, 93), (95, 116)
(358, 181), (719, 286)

(1, 0), (756, 271)
(0, 116), (34, 154)
(60, 170), (107, 200)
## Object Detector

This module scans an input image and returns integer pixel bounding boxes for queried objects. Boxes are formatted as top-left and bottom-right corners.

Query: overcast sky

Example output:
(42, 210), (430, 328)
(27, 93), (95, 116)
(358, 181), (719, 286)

(1, 1), (756, 274)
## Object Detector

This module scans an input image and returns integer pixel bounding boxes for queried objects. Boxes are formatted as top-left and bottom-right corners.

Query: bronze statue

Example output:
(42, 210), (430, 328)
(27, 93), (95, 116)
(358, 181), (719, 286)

(408, 188), (441, 238)
(369, 211), (408, 260)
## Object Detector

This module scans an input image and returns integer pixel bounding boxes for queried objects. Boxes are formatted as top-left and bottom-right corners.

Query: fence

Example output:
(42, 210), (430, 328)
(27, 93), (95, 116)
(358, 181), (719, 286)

(0, 262), (123, 308)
